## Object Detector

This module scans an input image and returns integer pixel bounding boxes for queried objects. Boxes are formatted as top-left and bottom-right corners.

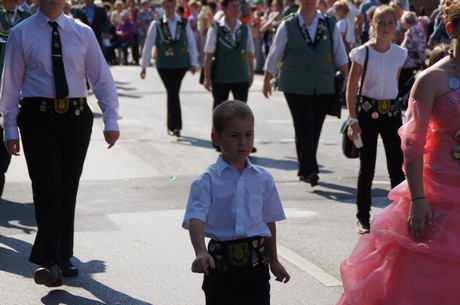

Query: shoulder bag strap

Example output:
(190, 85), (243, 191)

(358, 46), (369, 97)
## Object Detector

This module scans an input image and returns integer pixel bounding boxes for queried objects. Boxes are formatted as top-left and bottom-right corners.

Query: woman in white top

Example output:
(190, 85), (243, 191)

(334, 0), (353, 55)
(346, 5), (407, 234)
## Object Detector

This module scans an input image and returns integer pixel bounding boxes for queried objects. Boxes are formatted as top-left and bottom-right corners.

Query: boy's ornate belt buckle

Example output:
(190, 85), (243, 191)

(377, 100), (391, 115)
(55, 98), (69, 114)
(228, 243), (249, 267)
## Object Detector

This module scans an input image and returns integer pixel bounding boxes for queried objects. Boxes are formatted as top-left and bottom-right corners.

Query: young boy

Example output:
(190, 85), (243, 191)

(182, 100), (290, 305)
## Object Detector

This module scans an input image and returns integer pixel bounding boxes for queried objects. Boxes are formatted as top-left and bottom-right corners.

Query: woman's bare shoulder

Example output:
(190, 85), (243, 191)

(412, 58), (451, 102)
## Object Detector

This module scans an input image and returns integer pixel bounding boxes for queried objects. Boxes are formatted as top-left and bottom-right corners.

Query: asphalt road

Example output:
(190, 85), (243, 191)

(0, 66), (394, 305)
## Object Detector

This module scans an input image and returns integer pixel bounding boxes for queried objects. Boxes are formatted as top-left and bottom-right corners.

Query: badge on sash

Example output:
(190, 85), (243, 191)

(240, 49), (247, 60)
(371, 111), (379, 119)
(325, 55), (332, 64)
(165, 47), (174, 56)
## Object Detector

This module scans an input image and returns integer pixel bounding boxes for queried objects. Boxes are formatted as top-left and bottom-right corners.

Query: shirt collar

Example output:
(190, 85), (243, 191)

(162, 13), (181, 23)
(215, 155), (262, 177)
(297, 10), (324, 27)
(37, 10), (67, 30)
(219, 17), (242, 32)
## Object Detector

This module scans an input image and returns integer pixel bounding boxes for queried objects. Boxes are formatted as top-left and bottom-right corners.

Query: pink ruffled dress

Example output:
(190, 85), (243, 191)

(337, 91), (460, 305)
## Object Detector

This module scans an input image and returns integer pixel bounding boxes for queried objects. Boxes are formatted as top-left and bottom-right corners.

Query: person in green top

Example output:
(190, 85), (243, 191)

(263, 0), (349, 187)
(0, 0), (31, 35)
(140, 0), (198, 137)
(203, 0), (255, 152)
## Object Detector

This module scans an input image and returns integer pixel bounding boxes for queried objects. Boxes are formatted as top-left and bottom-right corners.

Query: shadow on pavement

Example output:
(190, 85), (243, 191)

(0, 234), (35, 277)
(0, 200), (152, 305)
(249, 156), (298, 171)
(41, 290), (105, 305)
(174, 135), (214, 150)
(0, 199), (36, 234)
(312, 181), (391, 206)
(50, 259), (152, 305)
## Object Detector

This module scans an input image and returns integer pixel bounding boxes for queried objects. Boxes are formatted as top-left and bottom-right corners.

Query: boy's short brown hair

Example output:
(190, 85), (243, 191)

(220, 0), (239, 9)
(212, 100), (254, 135)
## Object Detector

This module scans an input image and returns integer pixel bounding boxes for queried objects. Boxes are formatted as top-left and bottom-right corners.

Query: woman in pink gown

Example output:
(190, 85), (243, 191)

(337, 1), (460, 304)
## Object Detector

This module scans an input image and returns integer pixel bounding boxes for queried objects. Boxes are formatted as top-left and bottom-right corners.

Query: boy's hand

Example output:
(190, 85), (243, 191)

(191, 251), (215, 275)
(270, 260), (290, 283)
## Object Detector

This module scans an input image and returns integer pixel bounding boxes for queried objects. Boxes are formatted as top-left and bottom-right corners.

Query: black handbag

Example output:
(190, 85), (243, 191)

(340, 46), (369, 159)
(341, 119), (359, 158)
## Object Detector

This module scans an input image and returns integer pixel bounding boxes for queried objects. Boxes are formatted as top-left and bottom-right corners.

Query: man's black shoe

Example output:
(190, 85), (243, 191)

(299, 173), (319, 187)
(60, 260), (79, 277)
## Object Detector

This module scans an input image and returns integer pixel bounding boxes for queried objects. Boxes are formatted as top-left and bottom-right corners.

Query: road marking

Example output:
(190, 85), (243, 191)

(267, 120), (291, 124)
(277, 244), (342, 287)
(284, 209), (318, 218)
(373, 181), (391, 185)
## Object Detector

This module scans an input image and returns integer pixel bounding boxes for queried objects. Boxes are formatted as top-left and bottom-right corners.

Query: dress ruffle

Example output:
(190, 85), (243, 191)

(337, 92), (460, 305)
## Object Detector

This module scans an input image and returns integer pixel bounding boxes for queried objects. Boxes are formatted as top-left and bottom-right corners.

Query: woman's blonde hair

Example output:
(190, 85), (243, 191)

(372, 5), (397, 24)
(442, 0), (460, 26)
(333, 0), (350, 15)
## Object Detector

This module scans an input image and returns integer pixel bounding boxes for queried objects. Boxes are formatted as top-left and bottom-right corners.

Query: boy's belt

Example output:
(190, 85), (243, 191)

(357, 96), (401, 118)
(20, 97), (88, 115)
(208, 236), (269, 272)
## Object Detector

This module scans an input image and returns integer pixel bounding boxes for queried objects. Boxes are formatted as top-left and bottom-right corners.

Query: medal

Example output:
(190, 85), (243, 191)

(371, 111), (379, 119)
(165, 47), (174, 56)
(448, 77), (460, 90)
(448, 49), (460, 90)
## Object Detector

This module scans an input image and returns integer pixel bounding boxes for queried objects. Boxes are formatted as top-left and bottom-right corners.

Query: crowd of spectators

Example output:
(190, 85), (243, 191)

(1, 0), (445, 86)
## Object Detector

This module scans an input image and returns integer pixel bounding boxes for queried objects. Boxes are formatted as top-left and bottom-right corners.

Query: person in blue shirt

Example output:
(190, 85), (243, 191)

(182, 100), (290, 305)
(356, 0), (380, 43)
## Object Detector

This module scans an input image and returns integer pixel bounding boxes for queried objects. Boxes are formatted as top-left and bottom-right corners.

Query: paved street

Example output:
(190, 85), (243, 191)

(0, 66), (394, 305)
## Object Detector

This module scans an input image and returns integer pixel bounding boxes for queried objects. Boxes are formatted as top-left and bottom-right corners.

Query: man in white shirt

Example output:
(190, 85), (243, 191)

(0, 0), (120, 287)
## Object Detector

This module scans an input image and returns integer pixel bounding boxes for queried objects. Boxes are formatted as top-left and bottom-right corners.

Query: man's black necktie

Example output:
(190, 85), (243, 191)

(49, 22), (69, 99)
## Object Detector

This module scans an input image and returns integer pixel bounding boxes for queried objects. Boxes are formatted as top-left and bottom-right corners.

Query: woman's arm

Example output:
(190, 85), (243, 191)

(346, 60), (362, 141)
(405, 69), (437, 241)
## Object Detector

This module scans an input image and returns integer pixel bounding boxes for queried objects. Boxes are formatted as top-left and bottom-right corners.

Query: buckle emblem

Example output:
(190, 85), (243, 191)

(228, 243), (249, 267)
(55, 99), (69, 114)
(378, 100), (391, 115)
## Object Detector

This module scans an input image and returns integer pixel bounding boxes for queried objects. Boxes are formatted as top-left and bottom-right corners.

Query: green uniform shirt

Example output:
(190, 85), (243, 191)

(155, 17), (190, 69)
(278, 13), (336, 95)
(213, 23), (250, 84)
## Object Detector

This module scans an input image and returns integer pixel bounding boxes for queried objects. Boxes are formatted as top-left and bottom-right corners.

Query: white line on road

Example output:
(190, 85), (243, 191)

(373, 181), (391, 185)
(277, 244), (342, 287)
(267, 120), (291, 124)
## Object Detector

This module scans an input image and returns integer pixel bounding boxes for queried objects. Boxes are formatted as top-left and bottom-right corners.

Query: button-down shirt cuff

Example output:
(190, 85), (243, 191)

(4, 127), (19, 141)
(103, 118), (119, 132)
